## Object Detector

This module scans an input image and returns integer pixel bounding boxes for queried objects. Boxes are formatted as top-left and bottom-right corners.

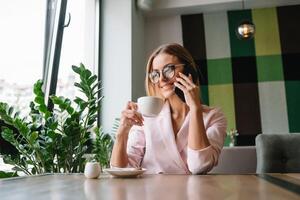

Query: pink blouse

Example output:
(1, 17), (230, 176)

(126, 102), (227, 174)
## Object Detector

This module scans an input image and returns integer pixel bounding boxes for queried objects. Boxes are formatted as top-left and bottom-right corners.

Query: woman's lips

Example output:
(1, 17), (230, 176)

(160, 83), (174, 90)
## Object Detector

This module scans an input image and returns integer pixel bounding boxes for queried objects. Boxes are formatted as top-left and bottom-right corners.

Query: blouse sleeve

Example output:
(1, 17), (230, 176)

(187, 107), (227, 174)
(126, 125), (146, 168)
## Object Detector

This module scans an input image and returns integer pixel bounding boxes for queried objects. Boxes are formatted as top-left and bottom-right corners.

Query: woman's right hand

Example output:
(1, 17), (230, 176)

(118, 101), (144, 134)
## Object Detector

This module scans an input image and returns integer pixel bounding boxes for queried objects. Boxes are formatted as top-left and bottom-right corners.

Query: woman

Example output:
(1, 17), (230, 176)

(110, 43), (227, 174)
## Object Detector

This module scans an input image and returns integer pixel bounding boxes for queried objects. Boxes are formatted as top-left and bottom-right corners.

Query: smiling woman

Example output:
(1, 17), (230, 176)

(110, 43), (227, 175)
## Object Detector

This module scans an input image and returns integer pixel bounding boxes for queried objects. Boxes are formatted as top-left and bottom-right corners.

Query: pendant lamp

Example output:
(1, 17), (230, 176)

(236, 0), (255, 40)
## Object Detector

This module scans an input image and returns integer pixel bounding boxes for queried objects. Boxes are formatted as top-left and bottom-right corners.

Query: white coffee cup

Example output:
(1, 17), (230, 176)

(137, 96), (164, 117)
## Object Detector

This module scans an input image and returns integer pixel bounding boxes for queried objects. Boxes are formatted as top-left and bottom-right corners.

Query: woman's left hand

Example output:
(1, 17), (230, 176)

(174, 72), (202, 111)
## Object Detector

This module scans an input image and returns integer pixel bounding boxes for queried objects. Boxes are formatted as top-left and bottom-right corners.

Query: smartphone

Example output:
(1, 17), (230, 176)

(174, 65), (197, 103)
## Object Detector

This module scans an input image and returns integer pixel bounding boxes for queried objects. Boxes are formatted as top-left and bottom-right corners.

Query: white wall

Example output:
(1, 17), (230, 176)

(101, 0), (132, 133)
(132, 3), (146, 101)
(101, 0), (146, 133)
(84, 0), (98, 72)
(145, 15), (183, 56)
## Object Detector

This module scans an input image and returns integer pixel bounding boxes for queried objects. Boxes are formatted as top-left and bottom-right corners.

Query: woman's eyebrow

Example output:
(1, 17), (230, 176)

(152, 63), (175, 70)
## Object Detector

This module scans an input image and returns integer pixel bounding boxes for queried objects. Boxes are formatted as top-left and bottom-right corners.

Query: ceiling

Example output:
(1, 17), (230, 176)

(140, 0), (300, 17)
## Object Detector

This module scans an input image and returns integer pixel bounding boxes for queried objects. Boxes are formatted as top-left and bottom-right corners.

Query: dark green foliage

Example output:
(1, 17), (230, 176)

(0, 63), (112, 175)
(111, 118), (120, 137)
(92, 127), (113, 169)
(0, 170), (18, 179)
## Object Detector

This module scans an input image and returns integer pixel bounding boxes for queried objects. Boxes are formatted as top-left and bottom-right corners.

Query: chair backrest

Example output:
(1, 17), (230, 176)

(210, 146), (257, 174)
(256, 134), (300, 173)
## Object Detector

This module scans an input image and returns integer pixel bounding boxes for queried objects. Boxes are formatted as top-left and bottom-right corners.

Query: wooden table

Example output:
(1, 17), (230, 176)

(1, 173), (300, 200)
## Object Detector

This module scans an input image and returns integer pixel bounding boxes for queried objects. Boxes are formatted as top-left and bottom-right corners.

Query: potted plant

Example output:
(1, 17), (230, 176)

(0, 63), (113, 176)
(83, 127), (114, 178)
(227, 129), (239, 147)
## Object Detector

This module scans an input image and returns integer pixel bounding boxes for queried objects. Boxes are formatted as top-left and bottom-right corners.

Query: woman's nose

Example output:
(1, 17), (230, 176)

(159, 73), (167, 83)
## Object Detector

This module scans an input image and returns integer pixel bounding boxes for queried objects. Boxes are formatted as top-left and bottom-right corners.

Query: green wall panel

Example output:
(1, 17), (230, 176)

(285, 81), (300, 132)
(208, 84), (236, 131)
(258, 82), (289, 134)
(181, 5), (300, 145)
(256, 55), (284, 82)
(277, 5), (300, 54)
(200, 85), (209, 105)
(207, 58), (232, 85)
(204, 12), (231, 59)
(252, 8), (281, 55)
(228, 10), (256, 57)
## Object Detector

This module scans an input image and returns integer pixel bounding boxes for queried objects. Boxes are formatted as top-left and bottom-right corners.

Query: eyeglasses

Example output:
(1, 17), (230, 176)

(149, 63), (185, 84)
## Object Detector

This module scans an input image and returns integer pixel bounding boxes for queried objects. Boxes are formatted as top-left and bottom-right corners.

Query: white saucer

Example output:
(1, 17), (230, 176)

(103, 167), (147, 178)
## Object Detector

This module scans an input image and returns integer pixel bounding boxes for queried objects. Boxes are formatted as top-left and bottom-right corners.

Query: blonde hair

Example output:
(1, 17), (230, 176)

(145, 43), (199, 96)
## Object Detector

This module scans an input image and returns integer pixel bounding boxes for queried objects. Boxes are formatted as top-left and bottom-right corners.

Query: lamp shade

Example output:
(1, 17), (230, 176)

(236, 21), (255, 39)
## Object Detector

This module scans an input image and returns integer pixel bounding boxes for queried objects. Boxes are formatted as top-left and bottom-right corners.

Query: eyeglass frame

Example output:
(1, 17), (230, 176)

(148, 63), (185, 84)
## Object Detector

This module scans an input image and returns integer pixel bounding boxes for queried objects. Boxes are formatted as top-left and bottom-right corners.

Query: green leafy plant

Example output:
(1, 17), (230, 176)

(0, 170), (18, 179)
(92, 127), (113, 169)
(111, 118), (120, 137)
(0, 63), (113, 175)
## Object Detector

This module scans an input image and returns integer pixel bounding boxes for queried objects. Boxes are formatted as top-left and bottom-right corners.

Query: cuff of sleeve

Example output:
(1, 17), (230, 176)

(188, 145), (213, 153)
(187, 145), (218, 174)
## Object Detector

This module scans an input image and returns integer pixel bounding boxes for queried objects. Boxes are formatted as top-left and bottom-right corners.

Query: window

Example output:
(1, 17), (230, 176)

(0, 0), (99, 111)
(0, 0), (100, 171)
(0, 1), (46, 115)
(55, 0), (99, 100)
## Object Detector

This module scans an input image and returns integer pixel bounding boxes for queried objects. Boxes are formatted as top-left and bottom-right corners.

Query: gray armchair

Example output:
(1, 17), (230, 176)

(256, 134), (300, 173)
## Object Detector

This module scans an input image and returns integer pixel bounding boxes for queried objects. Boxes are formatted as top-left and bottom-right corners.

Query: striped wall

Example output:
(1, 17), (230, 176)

(180, 5), (300, 145)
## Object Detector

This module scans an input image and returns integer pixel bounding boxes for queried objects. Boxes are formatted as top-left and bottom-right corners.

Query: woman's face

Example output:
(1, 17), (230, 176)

(151, 53), (184, 99)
